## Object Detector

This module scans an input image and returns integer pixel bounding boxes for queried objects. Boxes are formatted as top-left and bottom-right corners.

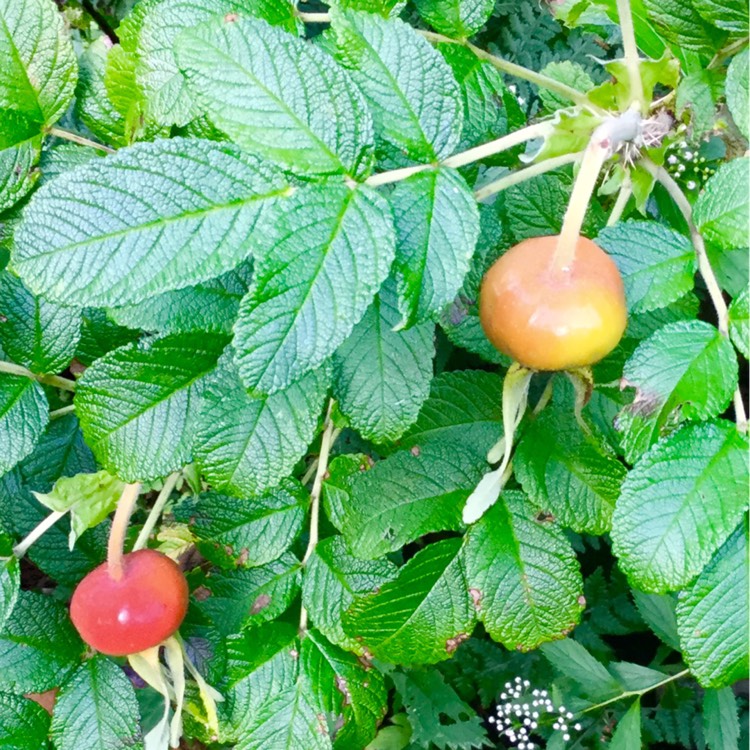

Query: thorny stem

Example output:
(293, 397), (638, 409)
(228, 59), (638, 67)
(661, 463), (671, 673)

(133, 472), (182, 551)
(107, 483), (142, 581)
(0, 360), (77, 392)
(642, 159), (749, 432)
(606, 176), (632, 226)
(581, 669), (691, 714)
(474, 152), (582, 201)
(365, 122), (553, 188)
(553, 110), (641, 270)
(47, 127), (115, 154)
(615, 0), (645, 110)
(299, 401), (337, 632)
(13, 510), (67, 558)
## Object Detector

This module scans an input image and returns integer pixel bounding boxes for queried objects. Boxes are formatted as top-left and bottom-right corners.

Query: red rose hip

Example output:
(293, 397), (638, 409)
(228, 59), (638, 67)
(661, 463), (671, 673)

(70, 549), (189, 656)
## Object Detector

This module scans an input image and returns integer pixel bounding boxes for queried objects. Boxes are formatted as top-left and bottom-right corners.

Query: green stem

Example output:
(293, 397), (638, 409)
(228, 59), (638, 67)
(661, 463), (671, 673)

(49, 404), (76, 420)
(133, 472), (182, 551)
(13, 510), (67, 558)
(615, 0), (646, 109)
(47, 127), (115, 154)
(299, 401), (337, 632)
(0, 360), (77, 392)
(295, 10), (331, 22)
(365, 121), (553, 188)
(582, 669), (690, 714)
(708, 37), (748, 69)
(606, 175), (632, 226)
(474, 152), (582, 201)
(642, 158), (748, 433)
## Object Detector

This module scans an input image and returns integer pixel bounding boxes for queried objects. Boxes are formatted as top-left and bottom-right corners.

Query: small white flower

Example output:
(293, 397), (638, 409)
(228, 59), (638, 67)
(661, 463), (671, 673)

(564, 734), (571, 742)
(574, 723), (582, 731)
(687, 180), (697, 189)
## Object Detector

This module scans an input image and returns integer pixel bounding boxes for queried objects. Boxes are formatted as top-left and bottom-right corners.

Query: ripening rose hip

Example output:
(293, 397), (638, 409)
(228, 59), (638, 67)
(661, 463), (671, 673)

(479, 234), (627, 371)
(70, 549), (188, 656)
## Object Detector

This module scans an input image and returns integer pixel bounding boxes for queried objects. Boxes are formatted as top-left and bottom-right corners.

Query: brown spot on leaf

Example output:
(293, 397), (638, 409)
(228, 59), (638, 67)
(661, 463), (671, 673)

(335, 675), (352, 706)
(577, 595), (587, 607)
(290, 648), (299, 659)
(536, 511), (555, 523)
(445, 633), (469, 654)
(249, 593), (271, 614)
(469, 588), (482, 609)
(358, 649), (374, 669)
(236, 548), (249, 566)
(193, 585), (211, 601)
(224, 12), (238, 21)
(410, 445), (421, 457)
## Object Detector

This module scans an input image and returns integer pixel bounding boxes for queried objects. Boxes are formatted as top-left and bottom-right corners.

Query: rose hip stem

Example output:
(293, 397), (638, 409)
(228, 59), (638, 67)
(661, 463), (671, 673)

(107, 482), (142, 581)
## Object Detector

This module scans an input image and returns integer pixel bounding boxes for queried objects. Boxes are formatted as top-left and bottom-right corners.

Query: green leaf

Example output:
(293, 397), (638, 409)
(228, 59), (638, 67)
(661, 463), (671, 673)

(609, 699), (641, 750)
(234, 184), (394, 394)
(390, 167), (479, 326)
(398, 370), (503, 456)
(129, 0), (298, 129)
(76, 332), (228, 482)
(539, 61), (595, 112)
(0, 0), (77, 126)
(195, 352), (330, 497)
(642, 0), (721, 54)
(0, 591), (81, 693)
(328, 9), (462, 164)
(0, 376), (48, 476)
(74, 38), (129, 148)
(108, 264), (252, 336)
(226, 626), (327, 750)
(50, 657), (143, 750)
(728, 287), (749, 358)
(344, 538), (476, 665)
(13, 138), (289, 307)
(702, 687), (740, 750)
(617, 320), (738, 462)
(302, 630), (388, 750)
(0, 693), (51, 750)
(693, 158), (749, 251)
(596, 221), (696, 313)
(612, 421), (749, 592)
(439, 45), (514, 153)
(333, 278), (435, 443)
(339, 442), (485, 558)
(32, 470), (124, 550)
(676, 522), (748, 688)
(504, 172), (605, 243)
(0, 552), (19, 634)
(176, 15), (373, 176)
(675, 69), (723, 136)
(390, 669), (488, 750)
(692, 0), (747, 34)
(0, 116), (40, 213)
(515, 405), (626, 534)
(302, 536), (398, 652)
(463, 492), (584, 651)
(103, 44), (150, 143)
(413, 0), (494, 38)
(175, 479), (308, 568)
(631, 590), (680, 650)
(200, 552), (301, 635)
(726, 49), (749, 140)
(541, 638), (622, 697)
(0, 273), (81, 374)
(76, 310), (140, 367)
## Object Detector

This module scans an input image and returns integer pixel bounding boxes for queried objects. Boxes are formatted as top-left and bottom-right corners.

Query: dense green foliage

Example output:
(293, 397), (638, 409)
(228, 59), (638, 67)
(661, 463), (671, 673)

(0, 0), (747, 747)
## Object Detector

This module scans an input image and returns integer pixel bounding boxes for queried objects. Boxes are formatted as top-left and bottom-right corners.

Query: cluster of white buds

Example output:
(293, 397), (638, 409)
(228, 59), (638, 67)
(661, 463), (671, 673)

(488, 677), (583, 748)
(665, 139), (717, 191)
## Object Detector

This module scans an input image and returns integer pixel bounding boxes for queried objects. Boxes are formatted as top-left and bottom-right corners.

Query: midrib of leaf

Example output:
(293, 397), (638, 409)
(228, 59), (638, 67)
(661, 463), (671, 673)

(551, 450), (617, 511)
(640, 431), (739, 573)
(0, 379), (33, 421)
(368, 544), (462, 651)
(351, 25), (434, 158)
(86, 348), (220, 437)
(25, 182), (290, 260)
(216, 500), (303, 536)
(0, 11), (44, 123)
(249, 189), (356, 386)
(197, 32), (344, 171)
(32, 295), (43, 367)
